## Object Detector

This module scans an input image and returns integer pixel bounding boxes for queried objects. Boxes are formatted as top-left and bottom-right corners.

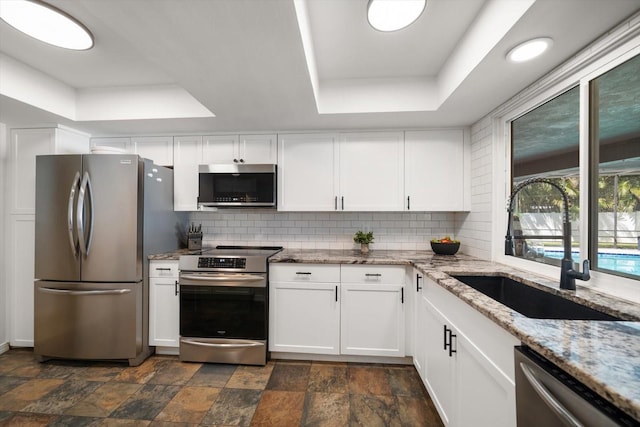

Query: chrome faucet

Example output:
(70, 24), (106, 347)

(505, 177), (590, 290)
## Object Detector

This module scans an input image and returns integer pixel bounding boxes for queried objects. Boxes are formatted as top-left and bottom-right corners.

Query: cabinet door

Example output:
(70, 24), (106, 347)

(202, 135), (238, 164)
(173, 136), (202, 211)
(455, 332), (516, 427)
(277, 133), (339, 211)
(9, 215), (35, 346)
(131, 136), (174, 166)
(340, 283), (405, 357)
(269, 282), (340, 354)
(423, 298), (455, 426)
(339, 132), (404, 211)
(405, 130), (465, 211)
(240, 134), (277, 163)
(10, 128), (55, 213)
(149, 277), (180, 348)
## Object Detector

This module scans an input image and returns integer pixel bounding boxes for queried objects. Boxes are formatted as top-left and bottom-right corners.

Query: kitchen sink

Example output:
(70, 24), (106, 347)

(451, 275), (622, 320)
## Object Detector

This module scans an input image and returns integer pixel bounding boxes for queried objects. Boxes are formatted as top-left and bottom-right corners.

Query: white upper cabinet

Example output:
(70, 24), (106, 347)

(173, 135), (203, 211)
(405, 130), (468, 211)
(339, 132), (404, 211)
(202, 135), (238, 164)
(277, 131), (405, 212)
(131, 136), (174, 166)
(91, 136), (174, 166)
(202, 134), (277, 164)
(277, 133), (339, 211)
(240, 134), (277, 164)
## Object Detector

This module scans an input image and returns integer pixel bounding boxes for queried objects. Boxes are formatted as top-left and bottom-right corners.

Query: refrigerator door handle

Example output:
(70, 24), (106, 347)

(38, 287), (132, 296)
(77, 172), (95, 256)
(67, 171), (81, 257)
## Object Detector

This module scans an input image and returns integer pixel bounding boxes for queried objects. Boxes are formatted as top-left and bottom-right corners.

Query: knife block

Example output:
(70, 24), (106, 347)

(187, 232), (203, 250)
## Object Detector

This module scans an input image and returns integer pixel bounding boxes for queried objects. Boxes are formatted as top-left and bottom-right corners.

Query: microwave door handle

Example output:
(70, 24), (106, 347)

(67, 171), (81, 257)
(519, 362), (583, 427)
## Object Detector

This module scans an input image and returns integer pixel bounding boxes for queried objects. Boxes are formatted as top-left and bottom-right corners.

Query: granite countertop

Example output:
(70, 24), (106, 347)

(270, 249), (640, 422)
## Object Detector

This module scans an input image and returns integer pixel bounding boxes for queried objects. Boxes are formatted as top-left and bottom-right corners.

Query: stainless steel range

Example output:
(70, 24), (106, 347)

(178, 246), (282, 365)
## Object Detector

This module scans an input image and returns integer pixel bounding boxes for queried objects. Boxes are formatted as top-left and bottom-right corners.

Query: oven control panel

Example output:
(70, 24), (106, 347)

(197, 257), (247, 269)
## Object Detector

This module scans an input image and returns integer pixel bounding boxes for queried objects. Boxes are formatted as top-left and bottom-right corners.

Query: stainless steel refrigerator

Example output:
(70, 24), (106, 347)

(34, 154), (184, 366)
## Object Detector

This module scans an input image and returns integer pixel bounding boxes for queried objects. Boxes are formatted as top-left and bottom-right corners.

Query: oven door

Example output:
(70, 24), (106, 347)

(179, 272), (267, 340)
(178, 272), (268, 365)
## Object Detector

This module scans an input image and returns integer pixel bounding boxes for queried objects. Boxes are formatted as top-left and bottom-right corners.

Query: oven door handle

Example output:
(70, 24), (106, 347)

(179, 274), (265, 282)
(181, 338), (263, 348)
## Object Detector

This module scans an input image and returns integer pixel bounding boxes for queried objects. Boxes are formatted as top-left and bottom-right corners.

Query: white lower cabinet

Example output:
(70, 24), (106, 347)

(269, 264), (405, 358)
(269, 264), (340, 354)
(419, 276), (519, 427)
(148, 260), (180, 349)
(340, 265), (405, 357)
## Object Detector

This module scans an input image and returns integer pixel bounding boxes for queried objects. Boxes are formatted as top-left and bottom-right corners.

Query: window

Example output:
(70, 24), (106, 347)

(590, 54), (640, 279)
(510, 86), (580, 266)
(509, 53), (640, 280)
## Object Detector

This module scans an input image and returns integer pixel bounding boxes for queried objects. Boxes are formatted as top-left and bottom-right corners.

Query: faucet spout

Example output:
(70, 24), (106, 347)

(505, 177), (590, 290)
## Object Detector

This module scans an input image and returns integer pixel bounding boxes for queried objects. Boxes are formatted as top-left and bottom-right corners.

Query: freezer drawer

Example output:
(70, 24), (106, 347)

(34, 281), (142, 361)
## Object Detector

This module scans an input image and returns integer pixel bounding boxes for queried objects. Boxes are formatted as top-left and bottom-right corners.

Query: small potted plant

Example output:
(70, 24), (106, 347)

(354, 230), (374, 254)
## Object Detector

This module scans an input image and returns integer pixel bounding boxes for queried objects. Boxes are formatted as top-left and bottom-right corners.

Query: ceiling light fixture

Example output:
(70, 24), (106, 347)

(367, 0), (426, 32)
(507, 38), (553, 63)
(0, 0), (93, 50)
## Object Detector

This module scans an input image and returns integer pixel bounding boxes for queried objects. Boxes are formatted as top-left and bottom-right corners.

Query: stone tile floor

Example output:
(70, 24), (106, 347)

(0, 349), (444, 426)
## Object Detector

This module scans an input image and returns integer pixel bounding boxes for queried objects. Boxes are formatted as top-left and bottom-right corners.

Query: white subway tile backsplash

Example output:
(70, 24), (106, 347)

(190, 211), (456, 250)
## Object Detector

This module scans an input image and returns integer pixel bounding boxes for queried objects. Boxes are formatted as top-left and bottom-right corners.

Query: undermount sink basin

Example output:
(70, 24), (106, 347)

(451, 275), (621, 321)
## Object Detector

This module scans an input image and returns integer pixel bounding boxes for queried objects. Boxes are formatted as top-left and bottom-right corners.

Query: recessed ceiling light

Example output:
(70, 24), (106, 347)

(0, 0), (93, 50)
(507, 38), (553, 63)
(367, 0), (426, 32)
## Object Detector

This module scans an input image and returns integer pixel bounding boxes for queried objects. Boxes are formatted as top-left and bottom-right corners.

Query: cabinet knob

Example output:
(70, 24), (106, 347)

(240, 158), (245, 163)
(233, 158), (239, 163)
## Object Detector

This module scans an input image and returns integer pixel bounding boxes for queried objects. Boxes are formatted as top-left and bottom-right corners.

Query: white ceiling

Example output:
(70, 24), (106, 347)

(0, 0), (639, 136)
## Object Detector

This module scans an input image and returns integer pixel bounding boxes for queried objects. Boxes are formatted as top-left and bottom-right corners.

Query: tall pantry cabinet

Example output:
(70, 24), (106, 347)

(5, 127), (89, 346)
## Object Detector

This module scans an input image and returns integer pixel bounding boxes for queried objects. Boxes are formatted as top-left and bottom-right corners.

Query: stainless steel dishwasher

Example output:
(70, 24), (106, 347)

(514, 346), (638, 427)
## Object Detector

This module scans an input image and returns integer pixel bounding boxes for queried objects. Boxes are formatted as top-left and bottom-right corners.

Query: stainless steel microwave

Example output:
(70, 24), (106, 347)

(198, 164), (277, 208)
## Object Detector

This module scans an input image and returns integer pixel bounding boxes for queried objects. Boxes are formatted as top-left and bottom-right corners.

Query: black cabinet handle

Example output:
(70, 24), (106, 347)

(401, 287), (404, 304)
(233, 158), (239, 163)
(416, 273), (422, 292)
(240, 159), (245, 163)
(365, 273), (382, 277)
(444, 325), (457, 357)
(443, 325), (448, 350)
(174, 280), (179, 296)
(448, 330), (457, 357)
(155, 267), (171, 271)
(334, 196), (338, 210)
(407, 196), (410, 210)
(335, 285), (338, 302)
(341, 196), (344, 210)
(295, 272), (312, 275)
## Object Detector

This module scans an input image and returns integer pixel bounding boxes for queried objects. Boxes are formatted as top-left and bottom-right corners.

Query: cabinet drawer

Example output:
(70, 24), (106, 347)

(270, 264), (340, 283)
(149, 261), (179, 278)
(340, 265), (404, 284)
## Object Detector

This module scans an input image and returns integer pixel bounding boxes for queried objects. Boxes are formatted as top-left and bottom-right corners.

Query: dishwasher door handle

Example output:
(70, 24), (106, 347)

(519, 361), (584, 427)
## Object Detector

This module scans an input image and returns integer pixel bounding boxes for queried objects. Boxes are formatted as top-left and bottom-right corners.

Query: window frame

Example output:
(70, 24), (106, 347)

(493, 39), (640, 303)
